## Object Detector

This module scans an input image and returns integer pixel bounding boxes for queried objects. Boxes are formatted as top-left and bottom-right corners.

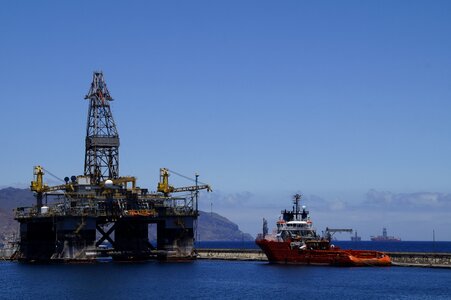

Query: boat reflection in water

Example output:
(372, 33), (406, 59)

(256, 194), (391, 266)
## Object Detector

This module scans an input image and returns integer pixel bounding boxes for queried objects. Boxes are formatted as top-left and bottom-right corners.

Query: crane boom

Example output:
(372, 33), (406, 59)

(157, 168), (211, 196)
(30, 166), (74, 194)
(326, 228), (353, 233)
(172, 184), (211, 193)
(324, 227), (353, 241)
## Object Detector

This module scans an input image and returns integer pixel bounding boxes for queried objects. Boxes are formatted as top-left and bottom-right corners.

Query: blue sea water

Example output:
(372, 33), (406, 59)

(1, 260), (450, 299)
(1, 241), (451, 300)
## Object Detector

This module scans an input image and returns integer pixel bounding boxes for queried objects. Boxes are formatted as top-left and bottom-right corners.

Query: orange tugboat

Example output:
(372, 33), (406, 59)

(256, 194), (391, 266)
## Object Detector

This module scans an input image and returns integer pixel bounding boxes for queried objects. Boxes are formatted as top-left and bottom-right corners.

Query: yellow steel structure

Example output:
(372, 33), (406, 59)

(30, 166), (48, 193)
(157, 168), (211, 196)
(104, 176), (137, 190)
(30, 166), (74, 194)
(157, 168), (174, 195)
(32, 166), (209, 197)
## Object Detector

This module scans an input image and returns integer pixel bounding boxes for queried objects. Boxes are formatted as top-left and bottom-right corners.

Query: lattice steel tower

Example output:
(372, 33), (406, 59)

(84, 72), (120, 183)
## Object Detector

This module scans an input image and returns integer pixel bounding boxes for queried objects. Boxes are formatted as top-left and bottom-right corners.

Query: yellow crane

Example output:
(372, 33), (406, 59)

(30, 165), (75, 211)
(157, 168), (211, 196)
(30, 166), (75, 194)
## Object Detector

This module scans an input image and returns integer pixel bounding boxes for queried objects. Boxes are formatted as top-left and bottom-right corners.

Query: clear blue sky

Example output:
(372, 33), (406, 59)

(1, 0), (451, 240)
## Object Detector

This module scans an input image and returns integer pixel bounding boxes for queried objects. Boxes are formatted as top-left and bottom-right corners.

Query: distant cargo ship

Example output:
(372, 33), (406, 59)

(351, 231), (361, 241)
(371, 228), (401, 242)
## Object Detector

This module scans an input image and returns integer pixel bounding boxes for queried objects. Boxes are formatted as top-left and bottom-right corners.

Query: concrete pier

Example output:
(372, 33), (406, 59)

(3, 248), (451, 267)
(197, 249), (267, 261)
(196, 249), (451, 268)
(389, 252), (451, 268)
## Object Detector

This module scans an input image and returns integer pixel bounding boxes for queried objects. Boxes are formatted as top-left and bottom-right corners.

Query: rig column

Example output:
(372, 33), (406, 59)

(157, 216), (196, 260)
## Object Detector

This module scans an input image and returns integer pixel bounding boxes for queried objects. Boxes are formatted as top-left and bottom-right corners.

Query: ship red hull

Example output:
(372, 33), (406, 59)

(256, 239), (391, 266)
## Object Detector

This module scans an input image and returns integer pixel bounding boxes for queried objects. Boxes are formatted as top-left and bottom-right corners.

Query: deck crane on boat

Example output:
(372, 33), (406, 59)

(324, 227), (353, 241)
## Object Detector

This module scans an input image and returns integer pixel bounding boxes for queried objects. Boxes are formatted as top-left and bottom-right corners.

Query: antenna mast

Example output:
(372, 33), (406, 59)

(293, 193), (301, 220)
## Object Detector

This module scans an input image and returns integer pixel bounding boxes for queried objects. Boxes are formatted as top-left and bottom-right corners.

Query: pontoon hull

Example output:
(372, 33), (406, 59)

(256, 239), (391, 266)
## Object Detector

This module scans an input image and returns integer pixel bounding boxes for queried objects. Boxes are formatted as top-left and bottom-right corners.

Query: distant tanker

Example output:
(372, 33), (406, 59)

(371, 228), (401, 242)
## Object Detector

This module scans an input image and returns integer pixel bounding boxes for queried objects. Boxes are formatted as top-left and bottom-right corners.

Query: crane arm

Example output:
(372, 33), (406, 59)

(326, 228), (353, 233)
(157, 168), (211, 196)
(46, 183), (74, 193)
(30, 165), (74, 194)
(324, 227), (353, 241)
(172, 184), (212, 193)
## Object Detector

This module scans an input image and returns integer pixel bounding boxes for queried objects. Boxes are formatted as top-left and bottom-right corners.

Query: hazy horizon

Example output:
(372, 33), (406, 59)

(2, 183), (450, 241)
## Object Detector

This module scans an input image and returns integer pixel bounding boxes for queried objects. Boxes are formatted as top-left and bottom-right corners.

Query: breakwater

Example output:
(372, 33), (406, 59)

(389, 252), (451, 268)
(197, 249), (267, 261)
(3, 248), (451, 267)
(0, 249), (15, 261)
(197, 249), (451, 268)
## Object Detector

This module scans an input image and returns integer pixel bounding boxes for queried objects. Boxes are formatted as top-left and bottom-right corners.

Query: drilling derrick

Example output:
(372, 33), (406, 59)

(84, 72), (119, 183)
(13, 71), (211, 263)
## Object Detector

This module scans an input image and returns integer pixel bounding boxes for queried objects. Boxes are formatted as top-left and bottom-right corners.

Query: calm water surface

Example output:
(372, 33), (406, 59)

(1, 260), (450, 300)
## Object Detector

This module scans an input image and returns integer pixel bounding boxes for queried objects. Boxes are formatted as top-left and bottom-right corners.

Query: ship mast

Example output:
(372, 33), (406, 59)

(293, 193), (301, 221)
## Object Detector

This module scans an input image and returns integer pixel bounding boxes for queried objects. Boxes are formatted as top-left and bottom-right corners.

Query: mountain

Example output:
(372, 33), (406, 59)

(0, 187), (35, 211)
(197, 211), (254, 241)
(0, 188), (35, 242)
(0, 187), (254, 242)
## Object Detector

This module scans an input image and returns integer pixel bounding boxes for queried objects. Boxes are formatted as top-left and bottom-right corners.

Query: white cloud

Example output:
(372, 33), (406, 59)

(196, 189), (451, 240)
(200, 190), (254, 210)
(363, 189), (451, 211)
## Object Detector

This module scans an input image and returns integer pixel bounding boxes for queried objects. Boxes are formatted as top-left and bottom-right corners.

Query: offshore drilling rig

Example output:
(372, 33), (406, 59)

(14, 72), (211, 262)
